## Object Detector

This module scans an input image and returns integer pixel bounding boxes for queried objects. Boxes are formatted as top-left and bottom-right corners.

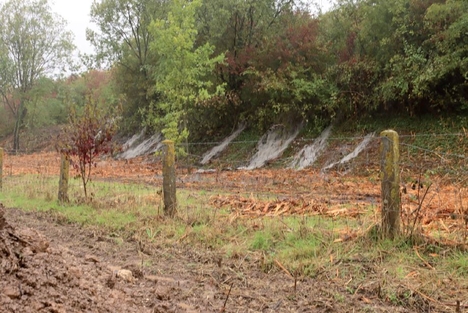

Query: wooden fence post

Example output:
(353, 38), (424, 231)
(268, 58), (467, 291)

(380, 130), (400, 239)
(0, 148), (3, 190)
(162, 140), (176, 217)
(58, 154), (70, 203)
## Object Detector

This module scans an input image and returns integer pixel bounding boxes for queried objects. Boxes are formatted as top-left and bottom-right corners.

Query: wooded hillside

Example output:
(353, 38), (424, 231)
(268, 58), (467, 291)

(1, 0), (467, 148)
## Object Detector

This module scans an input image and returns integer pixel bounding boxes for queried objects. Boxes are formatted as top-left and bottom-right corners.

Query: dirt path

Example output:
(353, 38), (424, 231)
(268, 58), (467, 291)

(0, 205), (412, 313)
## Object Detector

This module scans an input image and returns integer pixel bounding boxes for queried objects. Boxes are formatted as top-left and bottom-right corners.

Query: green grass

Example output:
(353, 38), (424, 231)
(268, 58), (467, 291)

(0, 175), (158, 230)
(445, 252), (468, 276)
(250, 230), (275, 250)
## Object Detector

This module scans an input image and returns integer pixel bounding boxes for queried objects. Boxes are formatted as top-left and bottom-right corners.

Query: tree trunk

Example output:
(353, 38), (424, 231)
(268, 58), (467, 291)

(13, 114), (21, 153)
(162, 140), (177, 217)
(13, 101), (25, 153)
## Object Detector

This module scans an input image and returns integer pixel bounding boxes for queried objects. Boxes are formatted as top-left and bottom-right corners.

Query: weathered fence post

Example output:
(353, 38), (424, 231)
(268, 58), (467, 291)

(162, 140), (176, 217)
(0, 148), (3, 190)
(380, 130), (400, 239)
(58, 154), (70, 203)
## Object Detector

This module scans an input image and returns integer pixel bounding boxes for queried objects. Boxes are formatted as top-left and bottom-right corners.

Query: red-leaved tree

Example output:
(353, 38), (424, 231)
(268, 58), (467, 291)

(57, 99), (118, 199)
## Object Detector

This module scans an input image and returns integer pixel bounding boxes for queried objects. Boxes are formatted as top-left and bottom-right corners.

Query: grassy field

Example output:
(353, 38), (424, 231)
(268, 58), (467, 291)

(1, 173), (468, 311)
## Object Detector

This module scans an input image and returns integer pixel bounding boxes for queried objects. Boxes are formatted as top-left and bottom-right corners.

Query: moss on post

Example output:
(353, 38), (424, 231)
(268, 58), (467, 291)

(58, 154), (70, 203)
(162, 140), (177, 217)
(380, 130), (400, 239)
(0, 148), (3, 190)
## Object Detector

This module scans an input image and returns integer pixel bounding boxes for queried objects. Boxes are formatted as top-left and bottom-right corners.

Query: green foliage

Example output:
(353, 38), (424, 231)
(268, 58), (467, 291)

(420, 0), (468, 111)
(317, 0), (468, 119)
(0, 0), (75, 150)
(0, 105), (15, 139)
(23, 78), (62, 130)
(325, 59), (381, 117)
(87, 0), (168, 133)
(147, 0), (224, 146)
(79, 0), (468, 138)
(0, 0), (464, 141)
(24, 0), (462, 140)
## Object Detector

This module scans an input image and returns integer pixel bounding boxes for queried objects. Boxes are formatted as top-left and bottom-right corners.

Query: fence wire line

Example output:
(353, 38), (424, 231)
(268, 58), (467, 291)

(1, 132), (466, 153)
(2, 154), (466, 171)
(2, 132), (467, 168)
(3, 150), (466, 171)
(174, 132), (466, 147)
(400, 143), (468, 160)
(181, 144), (467, 168)
(176, 135), (380, 147)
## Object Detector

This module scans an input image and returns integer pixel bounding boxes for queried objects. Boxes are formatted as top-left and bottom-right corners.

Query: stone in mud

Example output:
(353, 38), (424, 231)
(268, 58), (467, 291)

(17, 228), (50, 253)
(116, 269), (135, 283)
(2, 285), (21, 299)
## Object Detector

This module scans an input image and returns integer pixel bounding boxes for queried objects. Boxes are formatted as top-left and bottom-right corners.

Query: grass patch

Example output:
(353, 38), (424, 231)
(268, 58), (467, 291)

(1, 175), (162, 231)
(444, 251), (468, 276)
(250, 230), (275, 250)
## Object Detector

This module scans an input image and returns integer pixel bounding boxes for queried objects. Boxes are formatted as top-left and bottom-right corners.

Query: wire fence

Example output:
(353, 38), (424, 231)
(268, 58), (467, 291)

(1, 131), (468, 244)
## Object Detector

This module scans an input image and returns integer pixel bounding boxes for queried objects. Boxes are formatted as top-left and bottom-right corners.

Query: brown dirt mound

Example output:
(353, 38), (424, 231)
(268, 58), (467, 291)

(0, 204), (159, 313)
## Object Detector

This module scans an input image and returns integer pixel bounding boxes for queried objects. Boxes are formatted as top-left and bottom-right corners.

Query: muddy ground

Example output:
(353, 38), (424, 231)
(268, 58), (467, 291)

(0, 203), (418, 313)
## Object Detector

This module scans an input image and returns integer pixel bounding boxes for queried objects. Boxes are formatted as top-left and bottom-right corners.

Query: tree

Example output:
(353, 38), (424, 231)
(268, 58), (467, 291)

(242, 11), (334, 126)
(148, 0), (224, 146)
(87, 0), (167, 132)
(0, 0), (75, 151)
(22, 78), (57, 137)
(192, 0), (312, 133)
(418, 0), (468, 111)
(318, 0), (452, 117)
(0, 44), (17, 138)
(57, 99), (119, 199)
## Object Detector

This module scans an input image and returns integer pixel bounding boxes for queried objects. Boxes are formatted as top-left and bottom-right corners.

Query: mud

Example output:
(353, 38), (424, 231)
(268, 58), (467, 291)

(0, 204), (413, 313)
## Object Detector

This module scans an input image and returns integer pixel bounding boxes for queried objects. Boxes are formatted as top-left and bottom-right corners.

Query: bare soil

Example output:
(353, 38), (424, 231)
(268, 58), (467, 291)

(0, 203), (416, 313)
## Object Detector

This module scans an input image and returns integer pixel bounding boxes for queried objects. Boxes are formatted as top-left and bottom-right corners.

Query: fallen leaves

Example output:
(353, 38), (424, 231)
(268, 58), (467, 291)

(209, 194), (366, 218)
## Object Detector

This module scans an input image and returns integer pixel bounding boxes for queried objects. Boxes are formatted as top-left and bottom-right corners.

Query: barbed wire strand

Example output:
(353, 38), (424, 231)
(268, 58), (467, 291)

(1, 132), (467, 153)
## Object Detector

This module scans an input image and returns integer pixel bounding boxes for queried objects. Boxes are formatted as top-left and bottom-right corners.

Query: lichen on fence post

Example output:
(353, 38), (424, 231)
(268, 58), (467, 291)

(162, 140), (176, 217)
(0, 148), (3, 190)
(58, 154), (70, 203)
(380, 130), (400, 239)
